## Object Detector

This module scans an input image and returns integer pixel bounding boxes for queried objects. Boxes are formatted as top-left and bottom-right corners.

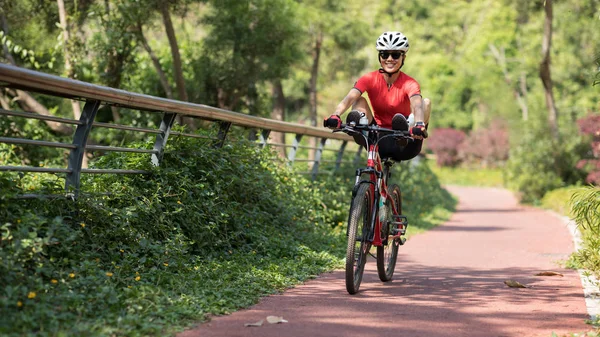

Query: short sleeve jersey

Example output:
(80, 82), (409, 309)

(354, 71), (421, 128)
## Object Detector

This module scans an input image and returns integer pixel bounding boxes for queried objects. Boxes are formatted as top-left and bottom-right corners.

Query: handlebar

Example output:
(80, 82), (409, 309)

(333, 123), (412, 138)
(331, 122), (414, 147)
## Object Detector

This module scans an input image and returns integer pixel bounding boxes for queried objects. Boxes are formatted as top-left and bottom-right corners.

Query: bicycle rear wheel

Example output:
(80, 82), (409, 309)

(346, 183), (373, 294)
(377, 184), (402, 282)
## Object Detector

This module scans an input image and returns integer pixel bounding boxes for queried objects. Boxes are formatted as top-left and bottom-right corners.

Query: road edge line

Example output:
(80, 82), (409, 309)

(549, 210), (599, 321)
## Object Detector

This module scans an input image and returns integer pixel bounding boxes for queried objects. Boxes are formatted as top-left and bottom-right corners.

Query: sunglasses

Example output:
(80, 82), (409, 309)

(379, 51), (405, 60)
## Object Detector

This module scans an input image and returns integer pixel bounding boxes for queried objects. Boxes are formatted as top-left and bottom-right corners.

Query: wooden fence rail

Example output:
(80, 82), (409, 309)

(0, 64), (359, 198)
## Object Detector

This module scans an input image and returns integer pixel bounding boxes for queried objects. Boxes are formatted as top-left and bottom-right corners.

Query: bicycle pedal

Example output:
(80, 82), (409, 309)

(391, 227), (406, 235)
(399, 237), (407, 245)
(393, 215), (408, 224)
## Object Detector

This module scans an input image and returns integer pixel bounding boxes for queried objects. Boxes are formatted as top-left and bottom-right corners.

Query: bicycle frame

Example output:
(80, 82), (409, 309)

(335, 120), (411, 293)
(345, 124), (409, 247)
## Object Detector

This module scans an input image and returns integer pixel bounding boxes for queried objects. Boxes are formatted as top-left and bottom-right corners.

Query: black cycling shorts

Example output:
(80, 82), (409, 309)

(352, 132), (422, 162)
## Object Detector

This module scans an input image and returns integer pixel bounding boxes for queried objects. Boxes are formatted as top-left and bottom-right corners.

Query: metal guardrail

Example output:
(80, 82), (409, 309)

(0, 64), (359, 197)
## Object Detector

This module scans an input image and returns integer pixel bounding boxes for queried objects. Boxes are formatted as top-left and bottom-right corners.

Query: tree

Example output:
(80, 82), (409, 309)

(539, 0), (558, 139)
(0, 3), (73, 136)
(201, 0), (303, 113)
(159, 1), (188, 102)
(57, 0), (85, 122)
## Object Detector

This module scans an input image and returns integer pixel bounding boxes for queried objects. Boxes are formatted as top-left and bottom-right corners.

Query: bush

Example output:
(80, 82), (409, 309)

(460, 119), (509, 168)
(0, 132), (457, 336)
(540, 186), (586, 217)
(427, 128), (466, 167)
(567, 186), (600, 277)
(576, 113), (600, 184)
(0, 137), (349, 337)
(505, 129), (587, 204)
(505, 132), (564, 203)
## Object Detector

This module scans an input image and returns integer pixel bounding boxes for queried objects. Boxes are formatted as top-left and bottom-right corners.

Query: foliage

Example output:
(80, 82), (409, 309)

(576, 114), (600, 184)
(426, 128), (466, 167)
(0, 138), (344, 336)
(200, 0), (303, 113)
(595, 52), (600, 87)
(570, 186), (600, 232)
(567, 186), (600, 278)
(540, 186), (586, 218)
(389, 158), (457, 234)
(0, 135), (455, 336)
(504, 126), (587, 204)
(459, 119), (510, 168)
(428, 163), (505, 188)
(0, 114), (71, 168)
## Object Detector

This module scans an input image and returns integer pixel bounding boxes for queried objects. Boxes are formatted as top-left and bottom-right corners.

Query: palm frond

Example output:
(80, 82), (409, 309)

(570, 186), (600, 231)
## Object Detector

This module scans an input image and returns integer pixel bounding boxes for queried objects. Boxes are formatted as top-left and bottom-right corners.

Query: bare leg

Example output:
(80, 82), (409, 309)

(351, 97), (374, 124)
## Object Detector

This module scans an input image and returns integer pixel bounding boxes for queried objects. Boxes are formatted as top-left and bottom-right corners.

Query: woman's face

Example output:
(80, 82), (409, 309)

(379, 50), (405, 73)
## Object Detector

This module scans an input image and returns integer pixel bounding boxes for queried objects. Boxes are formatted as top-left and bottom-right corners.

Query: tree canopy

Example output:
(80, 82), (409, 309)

(1, 0), (598, 137)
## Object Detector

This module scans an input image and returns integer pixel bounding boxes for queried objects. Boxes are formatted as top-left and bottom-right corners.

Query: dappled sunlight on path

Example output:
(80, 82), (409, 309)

(178, 186), (588, 337)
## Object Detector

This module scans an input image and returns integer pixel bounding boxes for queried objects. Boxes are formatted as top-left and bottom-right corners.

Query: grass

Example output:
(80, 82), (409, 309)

(427, 163), (505, 187)
(540, 186), (587, 218)
(0, 137), (456, 337)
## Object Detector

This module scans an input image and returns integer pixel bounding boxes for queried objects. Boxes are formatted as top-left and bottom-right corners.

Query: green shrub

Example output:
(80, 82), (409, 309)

(0, 135), (455, 336)
(0, 137), (347, 336)
(429, 163), (505, 187)
(540, 186), (586, 217)
(566, 186), (600, 276)
(505, 131), (586, 204)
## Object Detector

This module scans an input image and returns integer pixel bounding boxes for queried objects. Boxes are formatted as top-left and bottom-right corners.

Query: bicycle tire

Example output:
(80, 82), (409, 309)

(377, 183), (401, 282)
(345, 183), (373, 294)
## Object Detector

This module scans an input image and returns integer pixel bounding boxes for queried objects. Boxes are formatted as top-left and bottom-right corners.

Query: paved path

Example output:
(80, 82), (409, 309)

(179, 186), (590, 337)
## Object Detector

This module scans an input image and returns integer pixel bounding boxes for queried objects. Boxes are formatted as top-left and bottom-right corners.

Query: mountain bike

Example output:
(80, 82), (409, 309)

(333, 112), (412, 294)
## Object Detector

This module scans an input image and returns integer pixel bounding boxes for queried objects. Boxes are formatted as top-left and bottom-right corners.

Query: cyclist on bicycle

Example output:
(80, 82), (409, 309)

(323, 31), (431, 161)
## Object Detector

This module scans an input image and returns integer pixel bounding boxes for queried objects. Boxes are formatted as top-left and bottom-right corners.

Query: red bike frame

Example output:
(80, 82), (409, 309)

(364, 142), (404, 247)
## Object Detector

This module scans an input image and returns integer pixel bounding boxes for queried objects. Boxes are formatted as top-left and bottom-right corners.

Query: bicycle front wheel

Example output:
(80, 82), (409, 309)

(346, 183), (373, 294)
(377, 184), (401, 282)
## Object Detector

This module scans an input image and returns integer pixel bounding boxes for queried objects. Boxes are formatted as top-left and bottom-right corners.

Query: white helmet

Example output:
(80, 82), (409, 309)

(376, 31), (409, 52)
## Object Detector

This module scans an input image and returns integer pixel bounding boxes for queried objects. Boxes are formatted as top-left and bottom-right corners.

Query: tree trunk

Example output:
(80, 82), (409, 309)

(57, 0), (82, 121)
(488, 44), (528, 121)
(519, 71), (528, 121)
(308, 31), (323, 164)
(540, 0), (558, 139)
(57, 0), (86, 166)
(159, 3), (195, 128)
(0, 14), (72, 135)
(137, 22), (173, 99)
(6, 89), (73, 135)
(160, 3), (187, 102)
(271, 80), (286, 157)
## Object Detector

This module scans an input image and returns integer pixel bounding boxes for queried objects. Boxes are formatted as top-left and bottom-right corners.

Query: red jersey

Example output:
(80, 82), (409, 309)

(354, 71), (421, 128)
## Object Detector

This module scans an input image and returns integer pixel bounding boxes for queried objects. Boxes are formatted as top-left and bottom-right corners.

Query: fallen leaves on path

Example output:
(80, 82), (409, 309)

(266, 316), (288, 324)
(244, 320), (264, 327)
(504, 280), (530, 288)
(534, 271), (564, 277)
(245, 316), (288, 327)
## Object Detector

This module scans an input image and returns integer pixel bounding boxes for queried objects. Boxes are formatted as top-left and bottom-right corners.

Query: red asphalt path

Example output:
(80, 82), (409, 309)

(179, 186), (589, 337)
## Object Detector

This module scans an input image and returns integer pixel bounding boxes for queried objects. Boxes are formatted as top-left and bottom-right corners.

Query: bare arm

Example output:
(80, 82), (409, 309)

(334, 88), (362, 116)
(410, 94), (425, 123)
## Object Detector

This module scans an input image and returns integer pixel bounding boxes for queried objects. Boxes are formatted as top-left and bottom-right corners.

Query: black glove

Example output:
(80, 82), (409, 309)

(410, 122), (428, 139)
(323, 114), (342, 129)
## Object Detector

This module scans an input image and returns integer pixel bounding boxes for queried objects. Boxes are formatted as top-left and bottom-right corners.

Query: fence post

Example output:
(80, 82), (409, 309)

(334, 140), (348, 172)
(287, 134), (303, 164)
(65, 100), (100, 196)
(214, 121), (232, 148)
(259, 129), (271, 148)
(311, 138), (327, 180)
(151, 112), (177, 166)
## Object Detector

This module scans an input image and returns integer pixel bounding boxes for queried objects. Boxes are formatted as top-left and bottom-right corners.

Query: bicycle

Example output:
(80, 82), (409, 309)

(332, 111), (412, 294)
